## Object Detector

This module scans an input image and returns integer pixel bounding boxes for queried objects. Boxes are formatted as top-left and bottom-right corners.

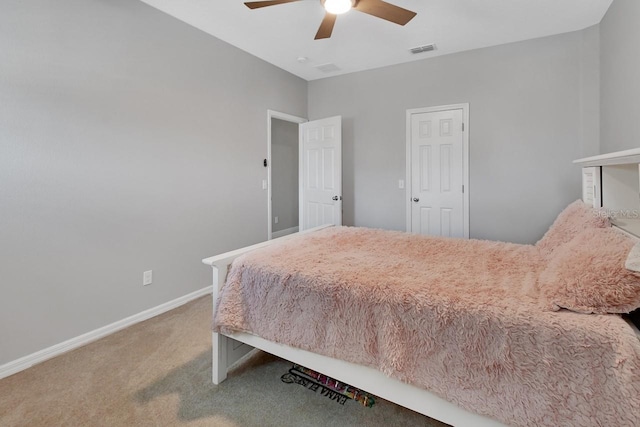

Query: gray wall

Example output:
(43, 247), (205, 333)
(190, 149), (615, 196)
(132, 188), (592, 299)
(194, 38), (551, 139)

(271, 119), (299, 233)
(600, 0), (640, 152)
(0, 0), (306, 365)
(309, 28), (600, 244)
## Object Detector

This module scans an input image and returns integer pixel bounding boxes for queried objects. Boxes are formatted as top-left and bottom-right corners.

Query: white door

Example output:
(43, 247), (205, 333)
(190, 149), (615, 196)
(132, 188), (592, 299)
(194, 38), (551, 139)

(299, 116), (342, 230)
(409, 108), (467, 238)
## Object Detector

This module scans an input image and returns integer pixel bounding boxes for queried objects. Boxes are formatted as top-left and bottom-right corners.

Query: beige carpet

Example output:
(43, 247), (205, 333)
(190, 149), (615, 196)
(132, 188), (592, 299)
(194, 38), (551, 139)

(0, 296), (449, 427)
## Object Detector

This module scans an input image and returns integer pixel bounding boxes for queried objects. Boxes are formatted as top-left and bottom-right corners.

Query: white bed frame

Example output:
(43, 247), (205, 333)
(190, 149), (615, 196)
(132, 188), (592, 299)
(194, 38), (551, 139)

(203, 226), (504, 427)
(203, 148), (640, 426)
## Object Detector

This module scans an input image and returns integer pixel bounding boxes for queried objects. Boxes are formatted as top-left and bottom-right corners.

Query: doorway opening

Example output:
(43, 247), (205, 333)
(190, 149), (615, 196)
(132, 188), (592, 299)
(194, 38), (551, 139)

(267, 110), (307, 240)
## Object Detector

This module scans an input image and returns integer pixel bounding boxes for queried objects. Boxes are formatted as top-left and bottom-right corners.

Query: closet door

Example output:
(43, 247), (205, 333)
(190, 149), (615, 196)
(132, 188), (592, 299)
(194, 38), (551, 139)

(409, 108), (466, 238)
(582, 167), (601, 208)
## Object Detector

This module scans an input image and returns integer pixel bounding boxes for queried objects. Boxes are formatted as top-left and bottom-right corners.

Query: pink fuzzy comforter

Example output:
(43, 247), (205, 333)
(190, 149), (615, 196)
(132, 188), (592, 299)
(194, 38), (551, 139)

(213, 226), (640, 426)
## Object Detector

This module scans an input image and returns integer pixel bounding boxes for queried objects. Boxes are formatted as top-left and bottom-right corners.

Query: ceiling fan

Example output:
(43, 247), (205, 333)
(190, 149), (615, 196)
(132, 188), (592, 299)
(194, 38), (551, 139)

(244, 0), (417, 40)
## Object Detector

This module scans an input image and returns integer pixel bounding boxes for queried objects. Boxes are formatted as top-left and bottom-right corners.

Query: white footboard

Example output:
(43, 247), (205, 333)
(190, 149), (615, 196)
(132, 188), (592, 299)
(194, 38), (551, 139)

(207, 260), (253, 384)
(202, 225), (331, 384)
(202, 225), (504, 426)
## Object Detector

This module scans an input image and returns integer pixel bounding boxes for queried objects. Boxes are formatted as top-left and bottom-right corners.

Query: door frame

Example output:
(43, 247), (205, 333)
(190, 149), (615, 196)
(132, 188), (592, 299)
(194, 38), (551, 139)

(267, 110), (307, 240)
(405, 103), (470, 238)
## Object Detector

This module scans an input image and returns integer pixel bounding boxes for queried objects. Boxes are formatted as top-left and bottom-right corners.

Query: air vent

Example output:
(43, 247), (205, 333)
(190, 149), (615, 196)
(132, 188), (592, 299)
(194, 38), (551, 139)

(410, 44), (436, 54)
(315, 63), (341, 73)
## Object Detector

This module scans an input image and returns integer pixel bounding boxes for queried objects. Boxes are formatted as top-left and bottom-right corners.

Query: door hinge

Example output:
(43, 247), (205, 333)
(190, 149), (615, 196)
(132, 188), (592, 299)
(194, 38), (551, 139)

(462, 123), (465, 132)
(462, 185), (465, 193)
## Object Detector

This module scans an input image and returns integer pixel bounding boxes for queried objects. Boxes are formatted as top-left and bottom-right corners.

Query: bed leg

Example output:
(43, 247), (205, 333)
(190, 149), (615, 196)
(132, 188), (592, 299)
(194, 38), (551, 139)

(212, 331), (228, 384)
(212, 264), (229, 385)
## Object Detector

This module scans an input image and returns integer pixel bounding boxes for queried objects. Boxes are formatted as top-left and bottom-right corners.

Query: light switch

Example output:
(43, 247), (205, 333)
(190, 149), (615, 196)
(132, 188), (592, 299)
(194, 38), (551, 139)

(143, 270), (152, 286)
(398, 179), (405, 189)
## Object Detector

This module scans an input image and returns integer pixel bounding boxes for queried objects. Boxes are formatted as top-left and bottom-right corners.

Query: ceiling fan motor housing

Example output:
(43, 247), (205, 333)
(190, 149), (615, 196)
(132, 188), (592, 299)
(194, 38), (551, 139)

(321, 0), (357, 15)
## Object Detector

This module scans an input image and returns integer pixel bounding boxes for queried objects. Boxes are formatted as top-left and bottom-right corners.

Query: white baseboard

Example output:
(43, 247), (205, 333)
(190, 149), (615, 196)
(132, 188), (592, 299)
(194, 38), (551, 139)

(0, 286), (212, 380)
(272, 226), (299, 239)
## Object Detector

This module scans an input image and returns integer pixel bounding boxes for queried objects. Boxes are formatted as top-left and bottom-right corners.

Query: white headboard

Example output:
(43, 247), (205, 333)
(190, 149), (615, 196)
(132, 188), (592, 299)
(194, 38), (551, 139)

(575, 149), (640, 335)
(575, 148), (640, 238)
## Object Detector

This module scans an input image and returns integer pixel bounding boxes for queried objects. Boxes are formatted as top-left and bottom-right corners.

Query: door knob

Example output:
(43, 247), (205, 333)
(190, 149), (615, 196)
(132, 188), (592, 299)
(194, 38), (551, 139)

(332, 196), (339, 201)
(413, 198), (419, 202)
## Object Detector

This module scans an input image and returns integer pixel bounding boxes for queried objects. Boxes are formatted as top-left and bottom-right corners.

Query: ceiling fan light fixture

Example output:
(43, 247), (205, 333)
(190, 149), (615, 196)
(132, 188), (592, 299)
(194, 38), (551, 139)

(323, 0), (354, 15)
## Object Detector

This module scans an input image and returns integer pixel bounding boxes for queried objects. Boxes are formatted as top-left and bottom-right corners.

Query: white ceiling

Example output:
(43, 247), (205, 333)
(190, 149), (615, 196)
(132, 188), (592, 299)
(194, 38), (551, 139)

(139, 0), (613, 81)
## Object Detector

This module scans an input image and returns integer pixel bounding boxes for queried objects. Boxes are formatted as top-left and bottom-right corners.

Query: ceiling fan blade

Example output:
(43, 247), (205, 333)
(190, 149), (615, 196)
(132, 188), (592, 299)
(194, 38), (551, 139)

(315, 12), (337, 40)
(244, 0), (301, 10)
(354, 0), (417, 25)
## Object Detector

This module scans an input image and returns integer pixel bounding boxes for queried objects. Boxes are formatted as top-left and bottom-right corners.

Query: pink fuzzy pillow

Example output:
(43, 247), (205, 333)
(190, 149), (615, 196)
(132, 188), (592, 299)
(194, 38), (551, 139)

(536, 200), (609, 257)
(540, 228), (640, 314)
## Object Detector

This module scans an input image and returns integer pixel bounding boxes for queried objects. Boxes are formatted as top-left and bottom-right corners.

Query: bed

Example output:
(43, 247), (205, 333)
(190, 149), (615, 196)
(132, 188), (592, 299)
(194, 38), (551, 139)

(203, 201), (640, 426)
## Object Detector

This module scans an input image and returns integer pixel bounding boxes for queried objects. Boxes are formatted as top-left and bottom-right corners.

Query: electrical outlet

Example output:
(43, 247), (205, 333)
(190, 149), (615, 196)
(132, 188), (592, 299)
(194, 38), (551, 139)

(143, 270), (152, 286)
(274, 216), (279, 224)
